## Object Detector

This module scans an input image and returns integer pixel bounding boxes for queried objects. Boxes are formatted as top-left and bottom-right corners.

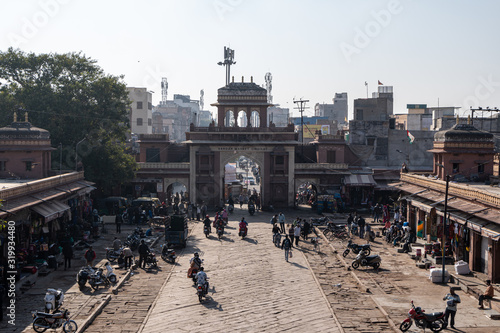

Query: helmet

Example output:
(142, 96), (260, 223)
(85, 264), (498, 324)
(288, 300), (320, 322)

(194, 252), (199, 257)
(206, 215), (209, 218)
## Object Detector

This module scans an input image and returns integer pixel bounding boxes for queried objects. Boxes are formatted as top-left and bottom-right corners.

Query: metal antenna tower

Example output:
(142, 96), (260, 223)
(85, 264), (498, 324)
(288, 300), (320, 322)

(217, 46), (236, 86)
(161, 77), (168, 104)
(294, 98), (309, 151)
(265, 72), (273, 103)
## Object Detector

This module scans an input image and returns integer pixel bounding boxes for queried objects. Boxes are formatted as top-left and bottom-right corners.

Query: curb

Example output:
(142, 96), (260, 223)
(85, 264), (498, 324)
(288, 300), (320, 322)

(315, 227), (370, 293)
(76, 294), (112, 333)
(112, 269), (132, 294)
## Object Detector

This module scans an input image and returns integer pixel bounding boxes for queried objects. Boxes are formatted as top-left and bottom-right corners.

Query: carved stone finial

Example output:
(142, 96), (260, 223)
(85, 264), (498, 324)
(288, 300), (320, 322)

(25, 112), (28, 122)
(13, 112), (17, 122)
(467, 115), (471, 124)
(251, 76), (253, 83)
(456, 114), (459, 125)
(232, 76), (234, 83)
(242, 76), (244, 83)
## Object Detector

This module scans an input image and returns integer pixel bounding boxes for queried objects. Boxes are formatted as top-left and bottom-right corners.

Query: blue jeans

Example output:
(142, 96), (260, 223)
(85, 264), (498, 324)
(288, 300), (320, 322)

(444, 309), (456, 327)
(284, 249), (290, 261)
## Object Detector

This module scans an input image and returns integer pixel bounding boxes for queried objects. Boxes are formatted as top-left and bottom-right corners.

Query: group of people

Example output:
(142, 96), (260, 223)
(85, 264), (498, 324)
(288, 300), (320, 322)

(271, 213), (312, 262)
(346, 213), (375, 241)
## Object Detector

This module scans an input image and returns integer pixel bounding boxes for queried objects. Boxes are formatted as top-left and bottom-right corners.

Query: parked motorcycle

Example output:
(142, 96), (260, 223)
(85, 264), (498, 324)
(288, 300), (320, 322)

(125, 234), (140, 251)
(88, 262), (117, 290)
(44, 288), (64, 313)
(248, 203), (255, 216)
(32, 309), (77, 333)
(105, 247), (123, 262)
(204, 225), (210, 238)
(161, 245), (176, 264)
(399, 301), (445, 332)
(343, 240), (371, 257)
(144, 252), (158, 269)
(76, 266), (95, 289)
(351, 251), (381, 270)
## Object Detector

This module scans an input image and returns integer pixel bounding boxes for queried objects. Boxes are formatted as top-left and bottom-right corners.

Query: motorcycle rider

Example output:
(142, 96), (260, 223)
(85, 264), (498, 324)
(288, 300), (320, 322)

(187, 252), (203, 278)
(214, 217), (225, 234)
(239, 217), (248, 236)
(195, 267), (209, 293)
(203, 214), (212, 233)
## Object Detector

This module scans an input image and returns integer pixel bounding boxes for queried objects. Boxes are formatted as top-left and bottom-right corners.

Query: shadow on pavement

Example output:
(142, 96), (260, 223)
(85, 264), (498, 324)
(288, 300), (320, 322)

(241, 237), (258, 245)
(289, 262), (307, 269)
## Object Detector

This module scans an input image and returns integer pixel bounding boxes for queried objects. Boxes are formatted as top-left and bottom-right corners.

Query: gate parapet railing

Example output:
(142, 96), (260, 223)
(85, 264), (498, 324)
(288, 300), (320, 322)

(295, 163), (348, 170)
(138, 162), (190, 169)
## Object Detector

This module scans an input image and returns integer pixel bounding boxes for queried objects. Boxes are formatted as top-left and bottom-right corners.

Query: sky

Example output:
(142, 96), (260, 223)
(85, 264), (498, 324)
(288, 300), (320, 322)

(1, 0), (500, 119)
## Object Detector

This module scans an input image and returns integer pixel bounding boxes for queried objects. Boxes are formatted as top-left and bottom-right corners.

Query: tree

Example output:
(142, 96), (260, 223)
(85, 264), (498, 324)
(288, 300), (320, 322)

(0, 48), (136, 195)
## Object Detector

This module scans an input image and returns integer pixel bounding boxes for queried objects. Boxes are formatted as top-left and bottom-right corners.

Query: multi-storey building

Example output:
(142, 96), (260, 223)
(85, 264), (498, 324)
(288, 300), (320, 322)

(127, 87), (153, 135)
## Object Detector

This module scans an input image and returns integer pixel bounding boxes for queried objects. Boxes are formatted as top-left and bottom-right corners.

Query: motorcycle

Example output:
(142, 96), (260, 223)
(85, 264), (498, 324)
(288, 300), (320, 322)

(217, 226), (224, 240)
(228, 204), (234, 214)
(204, 225), (211, 238)
(44, 288), (64, 313)
(248, 203), (255, 216)
(88, 262), (117, 290)
(125, 234), (140, 251)
(351, 251), (381, 270)
(105, 247), (123, 262)
(239, 225), (248, 239)
(189, 259), (204, 284)
(76, 266), (96, 289)
(399, 301), (445, 332)
(32, 309), (77, 333)
(342, 240), (372, 257)
(197, 278), (209, 303)
(161, 245), (176, 264)
(144, 252), (158, 269)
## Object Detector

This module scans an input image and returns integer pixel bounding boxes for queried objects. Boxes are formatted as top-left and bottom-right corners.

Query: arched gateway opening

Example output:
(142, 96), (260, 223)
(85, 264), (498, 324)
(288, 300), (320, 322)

(185, 78), (298, 209)
(224, 155), (262, 207)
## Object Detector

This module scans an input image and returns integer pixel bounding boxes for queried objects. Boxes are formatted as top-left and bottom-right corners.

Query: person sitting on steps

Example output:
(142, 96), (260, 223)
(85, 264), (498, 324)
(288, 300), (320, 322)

(479, 280), (495, 309)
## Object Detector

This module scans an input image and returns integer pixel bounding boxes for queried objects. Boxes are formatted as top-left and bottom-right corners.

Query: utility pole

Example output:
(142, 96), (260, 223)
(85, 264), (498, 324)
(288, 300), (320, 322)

(217, 47), (236, 86)
(294, 99), (309, 157)
(442, 174), (450, 283)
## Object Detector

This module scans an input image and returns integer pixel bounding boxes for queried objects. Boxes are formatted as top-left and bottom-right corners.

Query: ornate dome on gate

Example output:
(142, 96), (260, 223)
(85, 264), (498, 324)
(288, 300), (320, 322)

(434, 123), (493, 143)
(218, 81), (267, 97)
(0, 113), (50, 140)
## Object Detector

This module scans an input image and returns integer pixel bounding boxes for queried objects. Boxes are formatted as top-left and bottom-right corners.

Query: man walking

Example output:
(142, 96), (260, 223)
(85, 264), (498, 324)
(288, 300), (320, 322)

(84, 246), (96, 267)
(288, 224), (295, 246)
(122, 246), (133, 269)
(115, 213), (123, 233)
(278, 212), (286, 233)
(358, 216), (366, 239)
(443, 287), (461, 329)
(62, 241), (73, 270)
(281, 235), (292, 262)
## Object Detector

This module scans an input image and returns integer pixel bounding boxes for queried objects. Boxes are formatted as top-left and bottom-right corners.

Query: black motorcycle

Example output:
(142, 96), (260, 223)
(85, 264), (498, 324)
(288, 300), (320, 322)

(125, 234), (140, 251)
(351, 251), (381, 270)
(144, 252), (158, 269)
(204, 225), (210, 238)
(76, 266), (95, 289)
(32, 309), (77, 333)
(161, 245), (176, 264)
(197, 278), (209, 303)
(248, 203), (255, 216)
(343, 240), (371, 257)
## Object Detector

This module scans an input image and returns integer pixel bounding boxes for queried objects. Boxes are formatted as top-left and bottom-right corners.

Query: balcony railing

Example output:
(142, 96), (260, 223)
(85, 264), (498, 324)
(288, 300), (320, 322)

(138, 162), (190, 169)
(295, 163), (348, 170)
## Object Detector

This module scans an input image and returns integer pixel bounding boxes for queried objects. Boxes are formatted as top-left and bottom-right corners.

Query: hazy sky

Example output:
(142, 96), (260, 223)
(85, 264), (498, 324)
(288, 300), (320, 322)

(2, 0), (500, 119)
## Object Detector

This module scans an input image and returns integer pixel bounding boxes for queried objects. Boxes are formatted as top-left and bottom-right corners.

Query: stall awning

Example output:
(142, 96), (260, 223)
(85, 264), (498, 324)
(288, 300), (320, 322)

(409, 197), (435, 213)
(31, 200), (70, 222)
(344, 175), (376, 187)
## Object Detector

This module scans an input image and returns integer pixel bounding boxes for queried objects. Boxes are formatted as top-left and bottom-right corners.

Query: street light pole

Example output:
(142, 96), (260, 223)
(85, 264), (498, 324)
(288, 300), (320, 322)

(442, 174), (450, 283)
(75, 137), (87, 171)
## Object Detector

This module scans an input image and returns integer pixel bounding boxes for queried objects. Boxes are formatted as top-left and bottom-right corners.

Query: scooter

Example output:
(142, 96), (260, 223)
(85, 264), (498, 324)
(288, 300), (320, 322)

(343, 240), (371, 257)
(204, 225), (210, 238)
(161, 245), (176, 264)
(76, 266), (96, 289)
(351, 251), (381, 270)
(32, 309), (77, 333)
(248, 203), (255, 216)
(399, 300), (445, 332)
(228, 204), (234, 214)
(239, 225), (248, 239)
(88, 262), (117, 290)
(44, 288), (64, 313)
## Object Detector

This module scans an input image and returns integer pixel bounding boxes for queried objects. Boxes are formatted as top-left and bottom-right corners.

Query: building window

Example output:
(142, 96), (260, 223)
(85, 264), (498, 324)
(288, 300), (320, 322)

(356, 109), (363, 120)
(25, 161), (32, 171)
(275, 156), (284, 165)
(452, 163), (459, 173)
(478, 163), (485, 174)
(327, 150), (336, 163)
(137, 101), (143, 109)
(0, 161), (6, 171)
(137, 118), (143, 126)
(148, 102), (152, 110)
(146, 148), (160, 162)
(148, 118), (152, 126)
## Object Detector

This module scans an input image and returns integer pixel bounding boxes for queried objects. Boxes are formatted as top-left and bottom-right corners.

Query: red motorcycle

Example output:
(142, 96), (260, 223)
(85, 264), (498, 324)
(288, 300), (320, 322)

(399, 301), (445, 332)
(239, 222), (248, 239)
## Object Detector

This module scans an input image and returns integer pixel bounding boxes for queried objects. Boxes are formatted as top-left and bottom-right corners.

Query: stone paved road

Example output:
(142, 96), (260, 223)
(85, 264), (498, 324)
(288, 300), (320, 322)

(140, 211), (341, 333)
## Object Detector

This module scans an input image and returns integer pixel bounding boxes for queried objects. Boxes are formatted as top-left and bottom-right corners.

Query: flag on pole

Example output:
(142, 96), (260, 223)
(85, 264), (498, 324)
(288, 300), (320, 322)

(378, 80), (383, 85)
(407, 130), (415, 144)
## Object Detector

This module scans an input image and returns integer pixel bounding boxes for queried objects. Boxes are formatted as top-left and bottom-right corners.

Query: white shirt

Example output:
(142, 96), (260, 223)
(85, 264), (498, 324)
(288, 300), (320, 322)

(278, 214), (286, 224)
(443, 293), (461, 311)
(294, 226), (301, 237)
(196, 271), (207, 285)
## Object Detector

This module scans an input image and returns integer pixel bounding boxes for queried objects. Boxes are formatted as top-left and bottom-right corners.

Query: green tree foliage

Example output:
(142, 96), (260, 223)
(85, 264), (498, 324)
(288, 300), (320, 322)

(0, 48), (136, 194)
